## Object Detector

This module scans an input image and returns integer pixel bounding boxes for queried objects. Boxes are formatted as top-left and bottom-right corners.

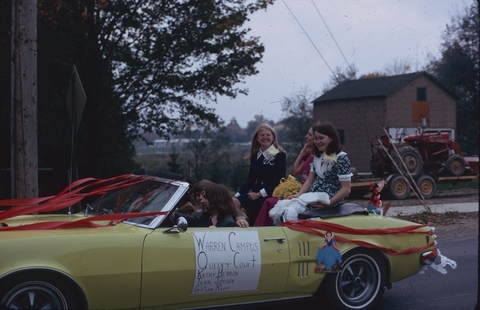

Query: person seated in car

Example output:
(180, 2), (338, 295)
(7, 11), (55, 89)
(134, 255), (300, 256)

(176, 179), (214, 215)
(172, 183), (236, 227)
(176, 179), (248, 226)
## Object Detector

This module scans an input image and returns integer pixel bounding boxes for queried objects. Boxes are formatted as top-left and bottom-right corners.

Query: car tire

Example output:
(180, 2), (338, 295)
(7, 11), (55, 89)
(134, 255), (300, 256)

(318, 249), (387, 310)
(0, 273), (84, 310)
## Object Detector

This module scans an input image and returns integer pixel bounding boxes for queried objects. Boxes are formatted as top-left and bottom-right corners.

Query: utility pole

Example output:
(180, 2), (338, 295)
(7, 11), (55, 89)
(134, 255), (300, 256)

(10, 0), (38, 198)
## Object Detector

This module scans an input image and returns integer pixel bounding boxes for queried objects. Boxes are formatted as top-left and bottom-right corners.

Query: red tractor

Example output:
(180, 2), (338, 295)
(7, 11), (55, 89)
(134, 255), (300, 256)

(368, 128), (476, 199)
(370, 129), (472, 178)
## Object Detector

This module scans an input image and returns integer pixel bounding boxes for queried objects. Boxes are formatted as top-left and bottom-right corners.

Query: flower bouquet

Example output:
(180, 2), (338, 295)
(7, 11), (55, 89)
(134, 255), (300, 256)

(272, 175), (302, 200)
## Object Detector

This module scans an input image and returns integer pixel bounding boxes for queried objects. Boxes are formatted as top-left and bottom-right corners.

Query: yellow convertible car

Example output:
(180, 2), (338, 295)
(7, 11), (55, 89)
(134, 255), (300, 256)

(0, 175), (438, 310)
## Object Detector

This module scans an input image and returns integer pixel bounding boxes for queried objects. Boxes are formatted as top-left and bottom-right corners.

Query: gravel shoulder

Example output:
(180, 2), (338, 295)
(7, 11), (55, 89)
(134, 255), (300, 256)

(346, 187), (479, 237)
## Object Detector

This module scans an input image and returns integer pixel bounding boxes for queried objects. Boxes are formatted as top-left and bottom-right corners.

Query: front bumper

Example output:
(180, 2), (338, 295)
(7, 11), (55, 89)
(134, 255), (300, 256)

(421, 248), (438, 265)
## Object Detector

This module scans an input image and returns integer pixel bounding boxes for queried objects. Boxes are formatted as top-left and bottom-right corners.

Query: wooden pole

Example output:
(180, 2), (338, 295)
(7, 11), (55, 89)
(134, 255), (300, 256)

(11, 0), (38, 198)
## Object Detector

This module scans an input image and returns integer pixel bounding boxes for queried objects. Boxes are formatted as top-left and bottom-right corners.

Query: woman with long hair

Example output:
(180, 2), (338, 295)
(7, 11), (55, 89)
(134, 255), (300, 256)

(254, 125), (315, 226)
(233, 124), (286, 226)
(173, 183), (236, 227)
(290, 121), (352, 208)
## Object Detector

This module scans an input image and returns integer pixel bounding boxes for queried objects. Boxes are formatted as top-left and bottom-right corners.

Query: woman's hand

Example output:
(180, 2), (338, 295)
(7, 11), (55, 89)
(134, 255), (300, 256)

(248, 192), (261, 200)
(288, 193), (299, 199)
(236, 217), (249, 228)
(300, 143), (312, 157)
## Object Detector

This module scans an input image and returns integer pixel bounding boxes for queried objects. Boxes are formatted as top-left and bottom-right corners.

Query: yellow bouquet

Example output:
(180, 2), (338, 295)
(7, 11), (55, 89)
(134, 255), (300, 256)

(272, 175), (302, 200)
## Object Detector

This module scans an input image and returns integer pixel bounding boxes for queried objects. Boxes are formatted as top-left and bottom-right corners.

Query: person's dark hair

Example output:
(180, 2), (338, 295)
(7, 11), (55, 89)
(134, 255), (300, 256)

(312, 121), (344, 157)
(193, 179), (214, 195)
(203, 183), (236, 218)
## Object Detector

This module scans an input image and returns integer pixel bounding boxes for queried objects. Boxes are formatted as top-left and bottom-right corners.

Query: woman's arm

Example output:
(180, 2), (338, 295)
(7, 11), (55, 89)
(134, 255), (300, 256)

(328, 180), (351, 206)
(289, 171), (314, 199)
(235, 210), (249, 228)
(236, 158), (256, 195)
(261, 152), (287, 197)
(292, 144), (311, 176)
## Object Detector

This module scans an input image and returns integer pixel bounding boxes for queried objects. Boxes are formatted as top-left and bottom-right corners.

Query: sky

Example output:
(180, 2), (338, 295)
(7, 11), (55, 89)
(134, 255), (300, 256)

(208, 0), (470, 128)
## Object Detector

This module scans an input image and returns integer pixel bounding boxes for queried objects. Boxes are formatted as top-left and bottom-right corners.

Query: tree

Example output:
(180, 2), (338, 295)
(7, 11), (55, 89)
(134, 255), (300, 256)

(245, 115), (275, 141)
(425, 2), (479, 155)
(383, 57), (413, 76)
(0, 0), (275, 196)
(166, 147), (183, 174)
(321, 64), (358, 93)
(359, 72), (388, 79)
(184, 126), (232, 182)
(224, 117), (249, 143)
(279, 87), (314, 155)
(97, 0), (273, 137)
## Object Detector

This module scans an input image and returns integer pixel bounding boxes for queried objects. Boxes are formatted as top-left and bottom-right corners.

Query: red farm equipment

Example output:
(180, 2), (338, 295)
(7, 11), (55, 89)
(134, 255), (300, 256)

(350, 127), (478, 200)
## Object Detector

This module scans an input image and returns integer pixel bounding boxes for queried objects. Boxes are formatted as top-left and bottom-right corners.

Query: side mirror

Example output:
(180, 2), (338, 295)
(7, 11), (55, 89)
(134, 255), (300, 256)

(163, 216), (188, 234)
(176, 216), (188, 232)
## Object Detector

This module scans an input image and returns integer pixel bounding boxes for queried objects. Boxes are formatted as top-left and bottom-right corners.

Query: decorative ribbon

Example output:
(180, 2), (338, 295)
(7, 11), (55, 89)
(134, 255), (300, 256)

(0, 211), (168, 231)
(0, 174), (172, 231)
(281, 219), (435, 256)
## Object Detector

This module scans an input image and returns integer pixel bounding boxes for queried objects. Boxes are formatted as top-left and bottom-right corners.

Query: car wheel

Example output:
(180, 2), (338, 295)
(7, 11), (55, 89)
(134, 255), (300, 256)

(318, 249), (387, 310)
(0, 273), (84, 310)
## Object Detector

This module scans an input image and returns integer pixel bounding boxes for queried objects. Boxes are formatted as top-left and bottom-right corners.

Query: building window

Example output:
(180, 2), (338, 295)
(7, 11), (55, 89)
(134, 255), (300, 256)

(417, 87), (427, 101)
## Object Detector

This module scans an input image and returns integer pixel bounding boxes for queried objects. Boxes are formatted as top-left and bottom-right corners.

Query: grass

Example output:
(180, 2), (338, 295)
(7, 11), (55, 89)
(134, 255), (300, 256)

(437, 180), (478, 190)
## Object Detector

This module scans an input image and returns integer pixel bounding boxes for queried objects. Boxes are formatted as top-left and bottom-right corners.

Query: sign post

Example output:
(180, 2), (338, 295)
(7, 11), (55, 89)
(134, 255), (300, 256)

(65, 65), (86, 213)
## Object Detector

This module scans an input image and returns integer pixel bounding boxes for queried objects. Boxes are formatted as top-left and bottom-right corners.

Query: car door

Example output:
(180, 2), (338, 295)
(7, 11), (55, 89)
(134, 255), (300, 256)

(141, 226), (290, 309)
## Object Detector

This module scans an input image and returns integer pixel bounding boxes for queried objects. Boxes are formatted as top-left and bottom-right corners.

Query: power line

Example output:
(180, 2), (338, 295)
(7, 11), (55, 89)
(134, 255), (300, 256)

(281, 0), (384, 139)
(281, 0), (336, 78)
(311, 0), (356, 77)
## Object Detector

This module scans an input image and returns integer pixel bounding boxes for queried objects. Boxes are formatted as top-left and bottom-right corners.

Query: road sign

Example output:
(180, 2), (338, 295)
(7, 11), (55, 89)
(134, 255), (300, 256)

(65, 65), (86, 132)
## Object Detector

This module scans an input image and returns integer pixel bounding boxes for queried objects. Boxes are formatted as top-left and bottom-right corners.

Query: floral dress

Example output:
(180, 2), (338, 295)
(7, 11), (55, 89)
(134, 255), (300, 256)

(309, 151), (352, 207)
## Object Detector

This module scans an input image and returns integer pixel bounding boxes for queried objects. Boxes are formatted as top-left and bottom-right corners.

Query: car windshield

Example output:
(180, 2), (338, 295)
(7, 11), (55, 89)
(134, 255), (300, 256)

(88, 178), (187, 227)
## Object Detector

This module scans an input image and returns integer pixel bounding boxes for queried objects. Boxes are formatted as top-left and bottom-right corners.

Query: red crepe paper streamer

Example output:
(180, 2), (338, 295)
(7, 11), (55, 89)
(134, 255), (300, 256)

(0, 174), (171, 231)
(281, 219), (435, 256)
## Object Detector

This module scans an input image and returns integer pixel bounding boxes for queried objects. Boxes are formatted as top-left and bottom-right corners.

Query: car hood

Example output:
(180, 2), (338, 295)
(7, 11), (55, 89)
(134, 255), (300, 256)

(0, 212), (111, 229)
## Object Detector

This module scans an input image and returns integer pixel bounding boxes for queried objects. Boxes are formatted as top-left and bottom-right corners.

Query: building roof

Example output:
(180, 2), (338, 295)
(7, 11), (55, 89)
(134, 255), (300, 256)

(312, 71), (455, 103)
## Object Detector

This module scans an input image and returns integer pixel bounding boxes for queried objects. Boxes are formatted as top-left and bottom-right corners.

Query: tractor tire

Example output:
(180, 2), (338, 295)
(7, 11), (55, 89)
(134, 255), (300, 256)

(386, 174), (411, 200)
(414, 174), (437, 199)
(445, 154), (466, 176)
(392, 146), (423, 175)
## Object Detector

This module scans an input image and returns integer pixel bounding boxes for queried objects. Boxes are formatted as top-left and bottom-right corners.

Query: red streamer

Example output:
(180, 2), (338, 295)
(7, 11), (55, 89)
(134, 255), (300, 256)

(0, 211), (168, 231)
(281, 219), (435, 256)
(0, 174), (169, 231)
(0, 174), (156, 221)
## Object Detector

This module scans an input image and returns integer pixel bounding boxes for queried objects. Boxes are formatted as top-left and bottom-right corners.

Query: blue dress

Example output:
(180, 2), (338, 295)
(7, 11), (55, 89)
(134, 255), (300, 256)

(316, 237), (343, 271)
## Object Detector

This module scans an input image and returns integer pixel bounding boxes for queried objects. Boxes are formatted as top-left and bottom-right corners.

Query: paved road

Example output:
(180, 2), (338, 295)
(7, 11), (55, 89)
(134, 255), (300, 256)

(375, 235), (478, 309)
(254, 234), (478, 310)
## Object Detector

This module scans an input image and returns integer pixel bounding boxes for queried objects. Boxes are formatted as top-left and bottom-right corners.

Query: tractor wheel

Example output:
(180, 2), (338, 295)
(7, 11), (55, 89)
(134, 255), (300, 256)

(414, 174), (437, 199)
(392, 146), (422, 175)
(386, 174), (411, 200)
(445, 154), (466, 176)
